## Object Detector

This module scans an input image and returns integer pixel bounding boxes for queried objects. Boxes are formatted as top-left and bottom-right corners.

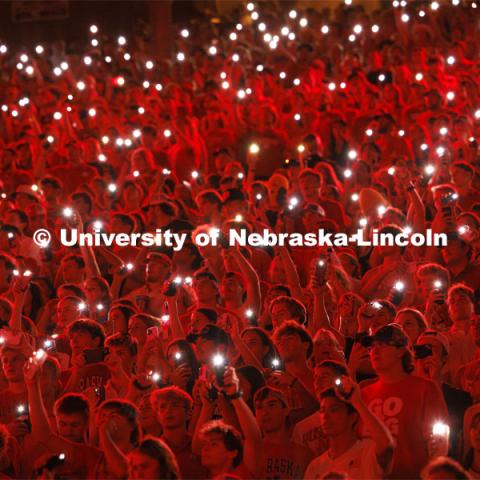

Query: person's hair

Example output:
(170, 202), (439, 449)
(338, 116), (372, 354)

(112, 213), (136, 233)
(195, 308), (218, 324)
(402, 348), (415, 374)
(421, 456), (470, 480)
(132, 436), (180, 479)
(254, 386), (288, 408)
(299, 168), (321, 182)
(68, 319), (105, 346)
(320, 388), (357, 416)
(105, 333), (138, 356)
(59, 284), (85, 298)
(269, 296), (307, 324)
(99, 400), (141, 446)
(193, 269), (218, 284)
(196, 190), (223, 208)
(151, 386), (193, 411)
(395, 308), (428, 335)
(85, 276), (112, 302)
(236, 365), (266, 409)
(62, 254), (85, 269)
(417, 263), (450, 284)
(54, 393), (90, 422)
(200, 420), (243, 468)
(274, 320), (314, 358)
(72, 192), (93, 214)
(448, 283), (474, 303)
(8, 209), (28, 226)
(316, 360), (349, 377)
(130, 313), (160, 329)
(452, 161), (475, 176)
(0, 253), (17, 281)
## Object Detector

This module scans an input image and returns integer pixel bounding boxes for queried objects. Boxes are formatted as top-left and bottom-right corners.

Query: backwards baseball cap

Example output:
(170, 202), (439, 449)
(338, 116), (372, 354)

(361, 323), (409, 349)
(417, 329), (450, 354)
(187, 324), (230, 345)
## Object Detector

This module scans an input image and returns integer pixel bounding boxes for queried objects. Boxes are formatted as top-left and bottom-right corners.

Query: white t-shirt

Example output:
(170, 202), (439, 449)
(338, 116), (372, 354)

(292, 411), (328, 457)
(304, 438), (383, 480)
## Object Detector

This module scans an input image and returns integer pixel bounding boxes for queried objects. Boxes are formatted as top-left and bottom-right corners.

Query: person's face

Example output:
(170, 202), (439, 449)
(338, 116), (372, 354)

(108, 309), (128, 334)
(450, 166), (472, 189)
(201, 432), (236, 470)
(369, 341), (404, 374)
(84, 279), (104, 303)
(128, 318), (148, 346)
(195, 338), (218, 364)
(242, 331), (268, 363)
(192, 278), (218, 303)
(56, 298), (81, 327)
(62, 259), (84, 284)
(108, 345), (135, 374)
(25, 205), (46, 229)
(220, 275), (243, 300)
(268, 257), (287, 285)
(270, 302), (293, 330)
(56, 412), (87, 443)
(417, 272), (443, 299)
(415, 338), (445, 379)
(255, 395), (288, 433)
(302, 211), (324, 231)
(314, 366), (337, 399)
(396, 312), (421, 344)
(154, 397), (188, 429)
(448, 291), (474, 322)
(190, 312), (210, 334)
(313, 338), (344, 365)
(299, 175), (321, 200)
(69, 330), (98, 354)
(276, 332), (306, 362)
(128, 451), (160, 480)
(145, 258), (169, 283)
(196, 198), (218, 221)
(358, 303), (393, 332)
(1, 350), (26, 382)
(319, 397), (356, 437)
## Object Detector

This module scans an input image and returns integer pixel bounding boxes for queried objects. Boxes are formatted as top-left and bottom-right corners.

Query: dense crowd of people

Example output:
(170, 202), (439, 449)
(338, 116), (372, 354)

(1, 0), (480, 478)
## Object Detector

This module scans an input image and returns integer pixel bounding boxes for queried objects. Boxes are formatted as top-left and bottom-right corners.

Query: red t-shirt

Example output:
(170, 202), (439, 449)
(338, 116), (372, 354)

(261, 440), (314, 480)
(361, 375), (448, 479)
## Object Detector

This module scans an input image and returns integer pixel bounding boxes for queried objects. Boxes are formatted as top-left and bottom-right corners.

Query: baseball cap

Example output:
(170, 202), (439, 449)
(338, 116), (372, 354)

(146, 252), (172, 267)
(361, 323), (409, 348)
(417, 329), (450, 354)
(187, 324), (230, 345)
(302, 202), (326, 217)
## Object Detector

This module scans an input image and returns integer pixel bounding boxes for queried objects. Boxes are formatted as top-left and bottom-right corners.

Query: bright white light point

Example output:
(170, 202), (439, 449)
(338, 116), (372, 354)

(344, 169), (352, 178)
(162, 168), (171, 175)
(16, 63), (23, 70)
(138, 107), (145, 115)
(11, 110), (18, 117)
(235, 214), (243, 222)
(212, 354), (225, 367)
(256, 64), (264, 72)
(53, 112), (62, 120)
(108, 183), (117, 192)
(475, 109), (480, 119)
(288, 32), (296, 40)
(328, 82), (336, 91)
(281, 26), (289, 36)
(299, 18), (308, 27)
(348, 150), (357, 160)
(403, 226), (412, 235)
(353, 24), (362, 34)
(473, 2), (477, 8)
(401, 13), (410, 22)
(20, 54), (28, 63)
(378, 74), (386, 82)
(446, 91), (455, 101)
(432, 422), (450, 437)
(439, 127), (448, 135)
(447, 55), (455, 65)
(155, 83), (163, 91)
(145, 60), (154, 69)
(289, 9), (297, 18)
(257, 22), (266, 32)
(84, 56), (92, 65)
(393, 0), (400, 6)
(151, 372), (160, 382)
(421, 143), (428, 151)
(246, 309), (254, 317)
(289, 197), (299, 207)
(63, 207), (73, 217)
(176, 52), (185, 62)
(88, 108), (96, 117)
(388, 167), (396, 175)
(247, 2), (254, 11)
(351, 193), (359, 201)
(60, 62), (68, 70)
(35, 45), (44, 54)
(1, 105), (7, 112)
(237, 172), (244, 179)
(251, 11), (259, 20)
(133, 129), (141, 138)
(77, 81), (86, 91)
(91, 39), (99, 47)
(90, 25), (98, 34)
(377, 205), (387, 216)
(164, 129), (172, 138)
(191, 170), (199, 179)
(366, 128), (373, 136)
(293, 78), (300, 86)
(264, 33), (272, 42)
(118, 36), (126, 45)
(124, 139), (132, 147)
(101, 136), (109, 144)
(371, 24), (379, 33)
(398, 129), (405, 137)
(229, 32), (237, 41)
(237, 89), (246, 99)
(93, 221), (103, 230)
(345, 0), (352, 4)
(236, 23), (243, 31)
(98, 154), (107, 162)
(115, 138), (123, 146)
(340, 82), (346, 89)
(208, 46), (217, 55)
(143, 81), (150, 89)
(294, 113), (301, 121)
(0, 45), (7, 54)
(349, 34), (356, 42)
(431, 1), (440, 9)
(359, 217), (367, 227)
(321, 25), (329, 34)
(256, 193), (262, 200)
(181, 29), (189, 38)
(232, 54), (239, 62)
(415, 73), (423, 81)
(297, 144), (305, 153)
(25, 66), (34, 75)
(424, 164), (435, 175)
(458, 225), (467, 235)
(419, 9), (426, 16)
(437, 146), (445, 156)
(279, 71), (286, 79)
(394, 281), (405, 291)
(221, 81), (230, 89)
(47, 135), (54, 143)
(105, 56), (112, 63)
(123, 53), (131, 61)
